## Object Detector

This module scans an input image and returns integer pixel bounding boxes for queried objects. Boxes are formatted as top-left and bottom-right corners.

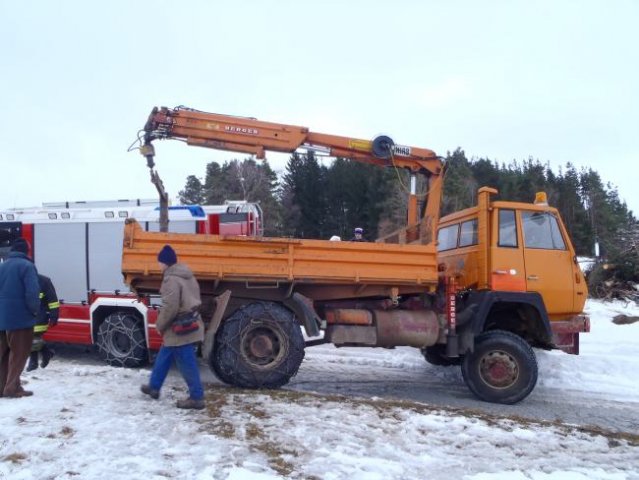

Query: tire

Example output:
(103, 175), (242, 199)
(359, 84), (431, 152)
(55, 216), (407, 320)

(461, 330), (537, 404)
(209, 346), (236, 385)
(96, 312), (148, 368)
(211, 302), (305, 388)
(421, 344), (461, 366)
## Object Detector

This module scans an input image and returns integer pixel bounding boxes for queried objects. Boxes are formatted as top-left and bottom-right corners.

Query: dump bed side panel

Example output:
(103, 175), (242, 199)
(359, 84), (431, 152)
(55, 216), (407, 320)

(122, 220), (439, 296)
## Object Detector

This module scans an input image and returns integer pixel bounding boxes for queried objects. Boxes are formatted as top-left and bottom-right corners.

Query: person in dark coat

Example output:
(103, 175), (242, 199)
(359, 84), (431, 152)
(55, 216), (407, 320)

(0, 238), (39, 397)
(26, 274), (59, 372)
(141, 245), (205, 410)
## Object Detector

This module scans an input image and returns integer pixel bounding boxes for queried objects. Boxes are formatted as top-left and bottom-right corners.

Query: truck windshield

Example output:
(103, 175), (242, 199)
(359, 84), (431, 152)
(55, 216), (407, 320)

(522, 211), (566, 250)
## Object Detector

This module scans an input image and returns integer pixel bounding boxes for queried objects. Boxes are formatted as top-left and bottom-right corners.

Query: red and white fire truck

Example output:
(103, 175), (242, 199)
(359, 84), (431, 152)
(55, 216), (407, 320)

(0, 199), (262, 367)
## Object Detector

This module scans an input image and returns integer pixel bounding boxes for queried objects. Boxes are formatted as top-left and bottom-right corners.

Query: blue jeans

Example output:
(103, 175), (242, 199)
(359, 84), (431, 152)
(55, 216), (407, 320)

(149, 343), (204, 400)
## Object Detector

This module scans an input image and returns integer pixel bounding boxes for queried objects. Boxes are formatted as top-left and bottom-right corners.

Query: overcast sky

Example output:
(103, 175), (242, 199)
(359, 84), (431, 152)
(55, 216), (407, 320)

(1, 0), (637, 215)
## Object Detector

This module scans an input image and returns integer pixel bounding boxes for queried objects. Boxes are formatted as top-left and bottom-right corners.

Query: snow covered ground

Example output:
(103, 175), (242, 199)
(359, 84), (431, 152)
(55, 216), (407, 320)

(1, 299), (638, 480)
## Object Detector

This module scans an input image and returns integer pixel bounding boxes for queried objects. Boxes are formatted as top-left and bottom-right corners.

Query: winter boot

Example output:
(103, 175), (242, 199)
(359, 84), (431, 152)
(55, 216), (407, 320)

(26, 352), (39, 372)
(176, 397), (205, 410)
(40, 346), (54, 368)
(141, 384), (160, 400)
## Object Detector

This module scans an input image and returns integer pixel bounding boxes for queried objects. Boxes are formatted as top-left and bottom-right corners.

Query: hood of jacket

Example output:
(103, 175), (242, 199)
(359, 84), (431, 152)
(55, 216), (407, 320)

(7, 251), (32, 262)
(163, 263), (195, 281)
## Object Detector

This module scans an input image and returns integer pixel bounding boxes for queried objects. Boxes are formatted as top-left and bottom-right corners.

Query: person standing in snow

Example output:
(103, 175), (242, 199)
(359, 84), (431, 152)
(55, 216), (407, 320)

(141, 245), (206, 410)
(26, 274), (59, 372)
(0, 238), (40, 398)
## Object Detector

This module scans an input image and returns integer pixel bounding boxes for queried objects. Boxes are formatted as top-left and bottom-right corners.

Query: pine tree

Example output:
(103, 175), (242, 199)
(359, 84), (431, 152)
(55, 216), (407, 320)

(554, 164), (591, 254)
(178, 175), (205, 205)
(324, 159), (396, 240)
(281, 152), (328, 239)
(441, 149), (476, 215)
(203, 162), (225, 204)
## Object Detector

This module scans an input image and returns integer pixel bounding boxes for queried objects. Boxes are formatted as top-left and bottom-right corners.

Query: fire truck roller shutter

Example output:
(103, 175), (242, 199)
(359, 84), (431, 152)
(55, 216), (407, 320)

(88, 223), (129, 294)
(34, 223), (87, 303)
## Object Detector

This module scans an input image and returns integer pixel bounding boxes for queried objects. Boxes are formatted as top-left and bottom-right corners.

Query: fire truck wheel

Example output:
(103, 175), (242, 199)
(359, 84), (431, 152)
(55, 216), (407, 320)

(96, 312), (148, 368)
(461, 330), (537, 405)
(211, 302), (305, 388)
(421, 344), (461, 366)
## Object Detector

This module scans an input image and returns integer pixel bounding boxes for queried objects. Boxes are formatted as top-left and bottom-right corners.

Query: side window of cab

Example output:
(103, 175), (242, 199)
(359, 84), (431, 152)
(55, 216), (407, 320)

(437, 224), (459, 251)
(459, 219), (478, 247)
(498, 209), (518, 247)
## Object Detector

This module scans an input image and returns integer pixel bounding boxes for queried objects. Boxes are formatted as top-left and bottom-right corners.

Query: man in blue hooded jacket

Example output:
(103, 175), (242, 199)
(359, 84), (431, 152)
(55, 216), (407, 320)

(0, 238), (40, 397)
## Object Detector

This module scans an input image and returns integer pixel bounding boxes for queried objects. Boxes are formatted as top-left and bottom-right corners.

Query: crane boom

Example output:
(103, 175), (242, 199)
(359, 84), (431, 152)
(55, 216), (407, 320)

(139, 106), (444, 242)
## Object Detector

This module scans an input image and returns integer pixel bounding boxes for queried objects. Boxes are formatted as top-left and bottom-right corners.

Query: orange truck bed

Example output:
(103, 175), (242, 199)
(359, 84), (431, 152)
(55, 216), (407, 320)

(122, 219), (439, 300)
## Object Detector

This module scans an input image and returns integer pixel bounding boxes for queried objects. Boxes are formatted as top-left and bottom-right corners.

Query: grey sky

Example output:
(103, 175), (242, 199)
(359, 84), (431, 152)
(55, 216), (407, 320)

(1, 0), (637, 215)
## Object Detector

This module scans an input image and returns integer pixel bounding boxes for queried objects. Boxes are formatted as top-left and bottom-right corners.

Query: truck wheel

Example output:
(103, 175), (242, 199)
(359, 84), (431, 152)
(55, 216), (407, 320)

(421, 344), (461, 366)
(461, 330), (537, 404)
(212, 302), (305, 388)
(209, 347), (236, 385)
(96, 312), (148, 368)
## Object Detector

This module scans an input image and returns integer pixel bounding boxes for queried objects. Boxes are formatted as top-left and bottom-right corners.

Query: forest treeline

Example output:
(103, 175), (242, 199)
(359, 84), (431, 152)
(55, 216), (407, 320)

(178, 148), (638, 285)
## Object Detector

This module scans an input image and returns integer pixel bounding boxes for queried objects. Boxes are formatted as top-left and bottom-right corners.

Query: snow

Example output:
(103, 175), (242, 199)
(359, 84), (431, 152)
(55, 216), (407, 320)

(1, 299), (638, 480)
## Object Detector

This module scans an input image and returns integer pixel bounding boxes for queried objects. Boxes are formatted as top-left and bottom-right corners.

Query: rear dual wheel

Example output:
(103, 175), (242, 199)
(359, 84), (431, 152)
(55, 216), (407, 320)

(210, 302), (305, 389)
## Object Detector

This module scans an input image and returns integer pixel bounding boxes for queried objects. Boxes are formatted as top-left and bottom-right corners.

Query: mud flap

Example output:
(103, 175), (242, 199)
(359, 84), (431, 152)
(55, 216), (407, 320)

(283, 292), (321, 337)
(202, 290), (231, 360)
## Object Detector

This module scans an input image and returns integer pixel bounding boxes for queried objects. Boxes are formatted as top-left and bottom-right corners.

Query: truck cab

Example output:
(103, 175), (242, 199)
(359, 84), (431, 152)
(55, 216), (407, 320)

(437, 187), (589, 354)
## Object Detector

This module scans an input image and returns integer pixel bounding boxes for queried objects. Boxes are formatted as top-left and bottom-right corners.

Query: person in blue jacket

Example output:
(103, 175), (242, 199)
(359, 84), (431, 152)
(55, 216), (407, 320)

(0, 238), (40, 398)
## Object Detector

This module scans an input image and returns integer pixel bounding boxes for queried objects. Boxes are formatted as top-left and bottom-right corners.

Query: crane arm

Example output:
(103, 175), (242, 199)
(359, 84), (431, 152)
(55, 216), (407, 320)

(139, 106), (444, 242)
(143, 106), (442, 176)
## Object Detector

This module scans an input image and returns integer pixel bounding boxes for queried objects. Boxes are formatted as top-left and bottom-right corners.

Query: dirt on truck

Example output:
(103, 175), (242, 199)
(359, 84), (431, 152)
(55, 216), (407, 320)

(120, 106), (589, 405)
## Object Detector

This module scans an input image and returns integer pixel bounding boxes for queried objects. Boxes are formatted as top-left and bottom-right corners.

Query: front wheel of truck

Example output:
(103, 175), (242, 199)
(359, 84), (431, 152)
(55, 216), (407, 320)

(461, 330), (537, 404)
(211, 302), (305, 388)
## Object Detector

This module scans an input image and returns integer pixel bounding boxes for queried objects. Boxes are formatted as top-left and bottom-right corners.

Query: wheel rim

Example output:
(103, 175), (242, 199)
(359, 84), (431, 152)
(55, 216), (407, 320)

(240, 323), (286, 368)
(478, 350), (519, 389)
(112, 329), (131, 355)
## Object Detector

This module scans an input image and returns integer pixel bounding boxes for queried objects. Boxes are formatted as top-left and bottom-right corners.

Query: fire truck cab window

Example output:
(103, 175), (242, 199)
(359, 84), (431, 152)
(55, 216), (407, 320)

(118, 211), (128, 218)
(522, 211), (566, 250)
(48, 213), (58, 220)
(61, 212), (70, 219)
(498, 210), (517, 247)
(437, 224), (459, 252)
(0, 223), (21, 261)
(105, 211), (114, 218)
(459, 219), (478, 247)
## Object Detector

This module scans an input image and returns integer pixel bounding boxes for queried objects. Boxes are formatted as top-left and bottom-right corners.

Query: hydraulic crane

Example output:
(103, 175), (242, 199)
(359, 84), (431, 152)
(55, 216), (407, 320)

(135, 106), (444, 241)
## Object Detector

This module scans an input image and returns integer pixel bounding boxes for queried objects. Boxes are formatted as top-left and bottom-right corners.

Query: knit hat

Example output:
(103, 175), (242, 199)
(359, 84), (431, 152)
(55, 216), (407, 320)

(11, 238), (30, 255)
(157, 245), (177, 266)
(354, 227), (363, 234)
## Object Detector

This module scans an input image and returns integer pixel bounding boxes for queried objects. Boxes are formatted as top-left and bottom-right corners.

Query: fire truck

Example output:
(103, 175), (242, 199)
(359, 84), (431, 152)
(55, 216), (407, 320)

(0, 199), (262, 366)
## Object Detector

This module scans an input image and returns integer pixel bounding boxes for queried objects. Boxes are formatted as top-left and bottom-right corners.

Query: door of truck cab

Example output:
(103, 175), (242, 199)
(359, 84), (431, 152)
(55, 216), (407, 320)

(520, 210), (575, 315)
(490, 209), (527, 291)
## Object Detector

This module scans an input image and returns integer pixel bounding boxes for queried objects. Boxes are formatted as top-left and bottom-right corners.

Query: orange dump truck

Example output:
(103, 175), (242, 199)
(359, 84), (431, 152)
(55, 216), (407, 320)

(120, 106), (589, 404)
